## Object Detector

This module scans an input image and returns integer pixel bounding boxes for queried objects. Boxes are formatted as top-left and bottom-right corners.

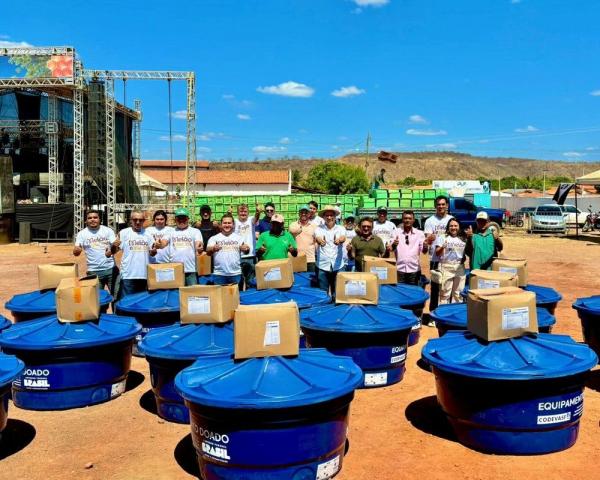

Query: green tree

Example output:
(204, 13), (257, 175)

(291, 169), (302, 185)
(401, 176), (416, 187)
(304, 162), (369, 194)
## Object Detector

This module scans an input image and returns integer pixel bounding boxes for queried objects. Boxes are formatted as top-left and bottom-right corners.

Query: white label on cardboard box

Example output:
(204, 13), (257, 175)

(188, 296), (210, 314)
(264, 267), (282, 282)
(478, 279), (500, 289)
(370, 266), (388, 281)
(156, 268), (175, 283)
(345, 280), (367, 297)
(502, 306), (530, 330)
(263, 320), (281, 346)
(316, 455), (340, 480)
(499, 266), (518, 275)
(364, 372), (388, 386)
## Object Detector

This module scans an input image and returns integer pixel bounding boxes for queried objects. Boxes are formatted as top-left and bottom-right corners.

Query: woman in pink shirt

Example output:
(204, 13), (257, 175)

(288, 205), (317, 272)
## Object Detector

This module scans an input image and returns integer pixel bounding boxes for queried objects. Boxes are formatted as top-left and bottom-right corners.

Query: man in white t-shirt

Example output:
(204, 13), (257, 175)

(145, 210), (174, 264)
(169, 207), (204, 286)
(342, 216), (357, 271)
(315, 205), (346, 295)
(207, 213), (250, 286)
(234, 203), (258, 290)
(373, 207), (397, 249)
(73, 210), (117, 294)
(113, 210), (159, 299)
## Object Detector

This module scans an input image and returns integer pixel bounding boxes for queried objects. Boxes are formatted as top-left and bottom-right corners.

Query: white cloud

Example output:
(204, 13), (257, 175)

(252, 145), (287, 154)
(171, 110), (187, 120)
(590, 90), (600, 96)
(408, 114), (428, 124)
(0, 39), (33, 48)
(237, 114), (251, 120)
(563, 151), (584, 158)
(353, 0), (390, 6)
(514, 125), (539, 133)
(279, 137), (291, 144)
(257, 81), (315, 98)
(406, 128), (447, 136)
(331, 85), (366, 98)
(197, 147), (211, 153)
(585, 146), (598, 151)
(222, 94), (235, 100)
(198, 132), (226, 141)
(159, 134), (186, 142)
(426, 143), (457, 149)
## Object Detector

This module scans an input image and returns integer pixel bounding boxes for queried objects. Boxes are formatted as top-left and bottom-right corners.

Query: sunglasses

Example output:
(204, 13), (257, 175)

(132, 218), (145, 223)
(265, 209), (275, 213)
(404, 234), (409, 245)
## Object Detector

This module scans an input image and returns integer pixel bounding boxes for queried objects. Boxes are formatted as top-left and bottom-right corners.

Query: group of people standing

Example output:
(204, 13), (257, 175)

(73, 195), (502, 305)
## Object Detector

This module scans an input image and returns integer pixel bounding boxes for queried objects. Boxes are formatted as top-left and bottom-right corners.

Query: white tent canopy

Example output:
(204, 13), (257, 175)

(576, 169), (600, 185)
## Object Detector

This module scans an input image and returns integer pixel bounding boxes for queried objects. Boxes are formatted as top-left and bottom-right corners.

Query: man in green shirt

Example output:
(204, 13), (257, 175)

(349, 217), (386, 271)
(256, 214), (298, 260)
(465, 211), (503, 270)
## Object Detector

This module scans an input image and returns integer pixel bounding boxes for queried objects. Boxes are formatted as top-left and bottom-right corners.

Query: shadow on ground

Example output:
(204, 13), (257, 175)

(125, 370), (145, 393)
(0, 419), (36, 460)
(405, 395), (456, 443)
(175, 433), (200, 479)
(586, 369), (600, 393)
(139, 389), (158, 415)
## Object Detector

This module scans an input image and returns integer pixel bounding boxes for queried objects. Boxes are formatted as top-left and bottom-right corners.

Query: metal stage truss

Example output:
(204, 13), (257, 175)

(0, 46), (198, 234)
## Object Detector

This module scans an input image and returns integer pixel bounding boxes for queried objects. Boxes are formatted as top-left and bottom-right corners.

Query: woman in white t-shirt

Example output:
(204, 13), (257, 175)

(434, 218), (467, 304)
(207, 214), (250, 286)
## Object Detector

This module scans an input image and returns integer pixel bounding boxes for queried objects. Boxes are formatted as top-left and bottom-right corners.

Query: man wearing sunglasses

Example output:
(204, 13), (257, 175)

(391, 210), (426, 285)
(256, 202), (277, 236)
(349, 217), (386, 272)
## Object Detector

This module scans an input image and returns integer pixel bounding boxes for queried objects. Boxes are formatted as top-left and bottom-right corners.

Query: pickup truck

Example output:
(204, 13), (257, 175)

(357, 197), (506, 230)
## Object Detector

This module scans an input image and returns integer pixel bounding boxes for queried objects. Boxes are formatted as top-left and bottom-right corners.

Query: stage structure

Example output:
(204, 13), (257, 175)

(0, 46), (197, 234)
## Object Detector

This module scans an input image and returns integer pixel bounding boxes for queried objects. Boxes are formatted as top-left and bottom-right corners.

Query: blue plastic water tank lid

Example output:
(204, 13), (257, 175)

(573, 295), (600, 314)
(0, 313), (142, 351)
(523, 284), (563, 304)
(377, 284), (429, 307)
(240, 286), (331, 309)
(115, 289), (180, 314)
(5, 289), (112, 313)
(0, 352), (24, 387)
(138, 322), (234, 360)
(301, 304), (418, 333)
(249, 272), (315, 288)
(175, 348), (363, 409)
(422, 331), (598, 380)
(430, 303), (556, 328)
(0, 315), (10, 331)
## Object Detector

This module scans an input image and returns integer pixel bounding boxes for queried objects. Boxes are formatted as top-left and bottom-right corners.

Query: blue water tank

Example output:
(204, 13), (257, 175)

(115, 289), (181, 355)
(573, 295), (600, 357)
(0, 314), (141, 410)
(301, 304), (418, 388)
(431, 303), (556, 336)
(5, 289), (113, 323)
(378, 284), (429, 346)
(138, 322), (234, 424)
(175, 349), (362, 479)
(422, 331), (597, 454)
(240, 286), (331, 310)
(460, 283), (562, 314)
(0, 315), (11, 332)
(0, 352), (24, 437)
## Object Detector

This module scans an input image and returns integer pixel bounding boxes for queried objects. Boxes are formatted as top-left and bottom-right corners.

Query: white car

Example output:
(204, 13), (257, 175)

(530, 205), (567, 234)
(558, 204), (586, 227)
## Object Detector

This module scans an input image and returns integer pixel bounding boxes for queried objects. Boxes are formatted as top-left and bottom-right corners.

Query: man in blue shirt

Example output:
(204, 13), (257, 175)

(256, 202), (276, 236)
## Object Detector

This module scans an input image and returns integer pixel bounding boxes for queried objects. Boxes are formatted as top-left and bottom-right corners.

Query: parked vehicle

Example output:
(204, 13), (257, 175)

(582, 206), (600, 232)
(529, 205), (567, 234)
(558, 204), (587, 227)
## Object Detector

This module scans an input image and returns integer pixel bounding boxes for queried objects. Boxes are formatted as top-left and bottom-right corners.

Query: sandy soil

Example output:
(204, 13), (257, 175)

(0, 232), (599, 480)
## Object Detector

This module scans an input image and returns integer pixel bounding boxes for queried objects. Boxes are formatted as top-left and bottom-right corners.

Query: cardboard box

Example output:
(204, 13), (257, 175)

(492, 257), (528, 287)
(196, 253), (212, 276)
(288, 252), (308, 272)
(255, 258), (294, 290)
(234, 302), (300, 359)
(180, 285), (240, 324)
(467, 287), (538, 341)
(147, 263), (185, 291)
(469, 269), (519, 290)
(335, 272), (379, 305)
(38, 263), (79, 290)
(363, 255), (397, 285)
(55, 277), (100, 323)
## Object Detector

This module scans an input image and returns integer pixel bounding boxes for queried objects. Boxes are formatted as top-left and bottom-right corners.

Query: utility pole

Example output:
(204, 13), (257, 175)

(365, 132), (371, 173)
(542, 169), (547, 198)
(497, 170), (501, 209)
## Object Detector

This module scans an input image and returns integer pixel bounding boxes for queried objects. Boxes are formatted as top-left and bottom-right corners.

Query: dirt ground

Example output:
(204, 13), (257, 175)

(0, 232), (599, 480)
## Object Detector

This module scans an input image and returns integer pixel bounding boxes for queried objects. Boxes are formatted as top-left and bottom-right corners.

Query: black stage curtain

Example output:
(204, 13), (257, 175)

(16, 203), (73, 233)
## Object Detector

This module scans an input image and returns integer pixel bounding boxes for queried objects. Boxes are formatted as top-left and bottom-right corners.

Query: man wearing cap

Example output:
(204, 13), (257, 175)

(464, 211), (503, 270)
(349, 217), (386, 272)
(196, 204), (220, 246)
(373, 207), (397, 251)
(289, 205), (317, 272)
(314, 205), (346, 295)
(169, 208), (204, 285)
(256, 202), (277, 236)
(342, 216), (357, 271)
(256, 214), (298, 260)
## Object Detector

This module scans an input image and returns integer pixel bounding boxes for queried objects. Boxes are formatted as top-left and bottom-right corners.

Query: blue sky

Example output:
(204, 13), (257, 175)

(3, 0), (600, 163)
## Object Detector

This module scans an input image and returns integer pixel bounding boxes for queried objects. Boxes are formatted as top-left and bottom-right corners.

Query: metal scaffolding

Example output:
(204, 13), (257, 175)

(46, 95), (59, 203)
(72, 60), (85, 233)
(133, 99), (142, 185)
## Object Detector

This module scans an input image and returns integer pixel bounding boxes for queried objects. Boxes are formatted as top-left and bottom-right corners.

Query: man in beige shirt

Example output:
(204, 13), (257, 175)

(289, 205), (317, 272)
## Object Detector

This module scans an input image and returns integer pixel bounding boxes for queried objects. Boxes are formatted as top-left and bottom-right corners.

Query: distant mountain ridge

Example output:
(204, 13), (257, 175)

(208, 152), (600, 182)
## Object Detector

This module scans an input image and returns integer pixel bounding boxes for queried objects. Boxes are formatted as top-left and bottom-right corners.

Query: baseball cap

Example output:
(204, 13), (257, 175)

(299, 204), (310, 212)
(476, 211), (489, 220)
(200, 204), (212, 212)
(377, 206), (388, 213)
(174, 207), (190, 218)
(271, 214), (285, 223)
